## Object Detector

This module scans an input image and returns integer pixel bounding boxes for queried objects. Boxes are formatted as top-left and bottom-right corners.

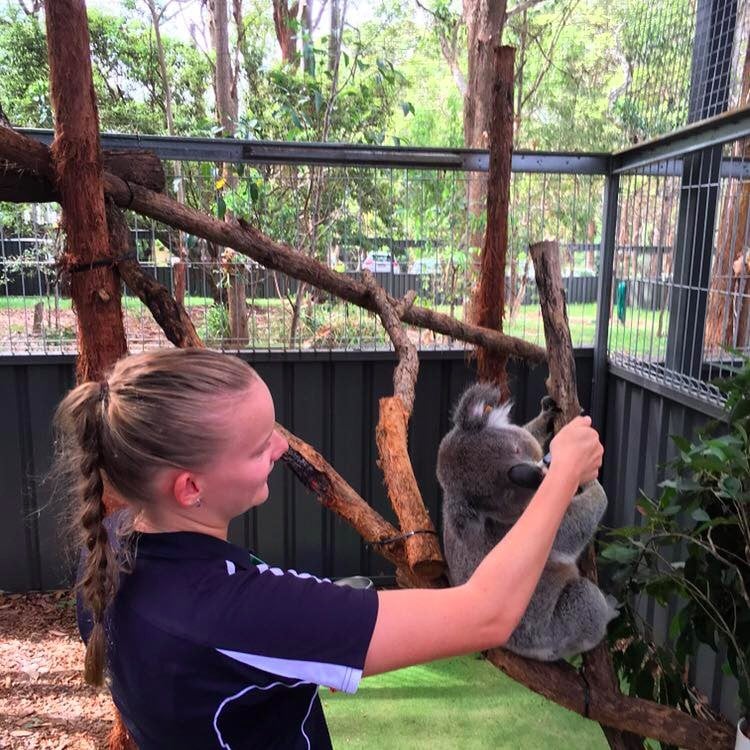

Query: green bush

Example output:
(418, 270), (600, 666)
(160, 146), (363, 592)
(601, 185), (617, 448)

(601, 358), (750, 736)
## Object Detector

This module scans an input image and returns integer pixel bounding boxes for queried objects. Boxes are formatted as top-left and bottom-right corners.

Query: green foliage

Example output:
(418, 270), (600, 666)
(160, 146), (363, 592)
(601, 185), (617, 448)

(203, 303), (230, 342)
(601, 359), (750, 726)
(0, 5), (211, 134)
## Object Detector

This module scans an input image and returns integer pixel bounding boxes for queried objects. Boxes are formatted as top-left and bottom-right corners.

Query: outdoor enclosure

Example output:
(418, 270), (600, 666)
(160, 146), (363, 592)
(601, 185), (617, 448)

(1, 0), (749, 743)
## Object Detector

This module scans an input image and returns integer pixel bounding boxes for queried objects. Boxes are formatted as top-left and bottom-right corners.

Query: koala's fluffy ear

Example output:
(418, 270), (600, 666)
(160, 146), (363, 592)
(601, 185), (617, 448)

(451, 383), (503, 430)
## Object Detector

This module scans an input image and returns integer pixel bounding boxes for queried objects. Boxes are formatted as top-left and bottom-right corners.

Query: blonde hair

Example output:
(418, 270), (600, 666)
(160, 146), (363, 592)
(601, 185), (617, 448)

(53, 348), (258, 685)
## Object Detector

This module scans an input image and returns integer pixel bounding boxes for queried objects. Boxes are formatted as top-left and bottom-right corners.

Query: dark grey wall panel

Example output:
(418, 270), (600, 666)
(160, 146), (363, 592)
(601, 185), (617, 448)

(601, 370), (740, 722)
(0, 350), (594, 592)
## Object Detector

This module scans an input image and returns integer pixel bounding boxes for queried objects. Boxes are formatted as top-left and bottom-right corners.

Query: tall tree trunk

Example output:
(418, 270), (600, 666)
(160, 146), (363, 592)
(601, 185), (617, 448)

(146, 0), (189, 306)
(301, 0), (315, 75)
(328, 0), (341, 73)
(208, 0), (247, 344)
(473, 45), (514, 395)
(43, 0), (127, 383)
(705, 36), (750, 353)
(272, 0), (300, 67)
(463, 0), (508, 322)
(289, 0), (346, 345)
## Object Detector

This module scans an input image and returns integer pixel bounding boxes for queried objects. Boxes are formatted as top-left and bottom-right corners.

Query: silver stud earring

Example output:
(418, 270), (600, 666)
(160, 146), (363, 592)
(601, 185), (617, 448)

(194, 497), (202, 508)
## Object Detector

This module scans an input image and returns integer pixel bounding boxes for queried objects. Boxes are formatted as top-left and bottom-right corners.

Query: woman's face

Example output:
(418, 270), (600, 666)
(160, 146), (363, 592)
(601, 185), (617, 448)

(197, 378), (288, 520)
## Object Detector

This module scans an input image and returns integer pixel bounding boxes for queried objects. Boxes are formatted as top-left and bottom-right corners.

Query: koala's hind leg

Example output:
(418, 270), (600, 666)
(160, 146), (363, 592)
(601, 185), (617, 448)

(549, 480), (608, 564)
(547, 577), (619, 660)
(505, 563), (578, 660)
(523, 396), (559, 450)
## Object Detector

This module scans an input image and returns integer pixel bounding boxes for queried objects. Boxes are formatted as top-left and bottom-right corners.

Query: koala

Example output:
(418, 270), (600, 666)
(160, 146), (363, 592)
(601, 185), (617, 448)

(436, 383), (618, 662)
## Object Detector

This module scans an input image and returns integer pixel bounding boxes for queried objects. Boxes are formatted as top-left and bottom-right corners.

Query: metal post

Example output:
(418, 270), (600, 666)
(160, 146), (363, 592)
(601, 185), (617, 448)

(591, 169), (619, 432)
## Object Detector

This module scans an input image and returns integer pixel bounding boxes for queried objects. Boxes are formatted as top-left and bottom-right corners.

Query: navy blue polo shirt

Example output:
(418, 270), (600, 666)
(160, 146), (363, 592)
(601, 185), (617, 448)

(77, 526), (379, 749)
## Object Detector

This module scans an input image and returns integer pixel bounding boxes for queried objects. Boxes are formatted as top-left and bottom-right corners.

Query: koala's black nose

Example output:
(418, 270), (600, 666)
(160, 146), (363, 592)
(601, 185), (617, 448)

(508, 464), (544, 489)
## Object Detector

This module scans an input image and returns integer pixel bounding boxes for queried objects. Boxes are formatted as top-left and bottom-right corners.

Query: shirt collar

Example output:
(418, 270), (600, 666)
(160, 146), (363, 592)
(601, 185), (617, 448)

(132, 530), (256, 569)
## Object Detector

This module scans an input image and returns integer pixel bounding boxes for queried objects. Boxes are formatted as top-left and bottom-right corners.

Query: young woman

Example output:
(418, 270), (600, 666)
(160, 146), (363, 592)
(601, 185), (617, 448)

(56, 348), (603, 749)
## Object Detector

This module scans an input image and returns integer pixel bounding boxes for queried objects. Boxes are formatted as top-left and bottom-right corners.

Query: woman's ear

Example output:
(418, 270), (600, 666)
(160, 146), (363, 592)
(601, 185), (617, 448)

(172, 471), (202, 509)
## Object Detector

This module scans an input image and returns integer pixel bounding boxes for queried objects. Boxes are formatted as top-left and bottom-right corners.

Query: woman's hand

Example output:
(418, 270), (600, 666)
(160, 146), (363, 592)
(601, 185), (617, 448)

(548, 416), (603, 486)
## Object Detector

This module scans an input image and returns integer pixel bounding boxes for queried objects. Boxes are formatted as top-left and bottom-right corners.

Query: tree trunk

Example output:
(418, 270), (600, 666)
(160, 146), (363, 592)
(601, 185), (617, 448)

(464, 0), (508, 279)
(472, 45), (514, 395)
(43, 0), (128, 383)
(145, 0), (189, 306)
(272, 0), (300, 67)
(705, 37), (750, 353)
(328, 0), (342, 74)
(208, 0), (246, 342)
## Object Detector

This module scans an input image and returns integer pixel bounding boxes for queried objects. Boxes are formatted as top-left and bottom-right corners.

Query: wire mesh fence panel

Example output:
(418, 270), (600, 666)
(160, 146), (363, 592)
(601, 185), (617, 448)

(612, 0), (745, 143)
(608, 134), (750, 405)
(0, 155), (605, 355)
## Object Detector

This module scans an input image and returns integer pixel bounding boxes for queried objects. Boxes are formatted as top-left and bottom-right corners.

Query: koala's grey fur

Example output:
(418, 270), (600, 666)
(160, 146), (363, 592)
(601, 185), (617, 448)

(437, 383), (618, 661)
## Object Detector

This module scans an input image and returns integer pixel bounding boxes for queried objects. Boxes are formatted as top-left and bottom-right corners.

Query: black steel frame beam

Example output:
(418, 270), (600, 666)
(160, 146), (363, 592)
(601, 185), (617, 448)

(19, 128), (610, 175)
(612, 106), (750, 174)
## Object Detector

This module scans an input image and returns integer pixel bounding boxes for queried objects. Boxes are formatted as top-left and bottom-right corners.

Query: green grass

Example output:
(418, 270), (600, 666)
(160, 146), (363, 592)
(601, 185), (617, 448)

(0, 295), (672, 355)
(322, 656), (607, 749)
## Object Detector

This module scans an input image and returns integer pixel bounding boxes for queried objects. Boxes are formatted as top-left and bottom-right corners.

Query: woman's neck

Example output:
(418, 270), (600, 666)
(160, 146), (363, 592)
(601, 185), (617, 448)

(133, 510), (229, 540)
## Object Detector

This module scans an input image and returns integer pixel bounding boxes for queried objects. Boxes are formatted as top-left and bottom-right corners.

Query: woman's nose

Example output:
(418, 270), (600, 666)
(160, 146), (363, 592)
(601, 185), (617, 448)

(274, 431), (289, 458)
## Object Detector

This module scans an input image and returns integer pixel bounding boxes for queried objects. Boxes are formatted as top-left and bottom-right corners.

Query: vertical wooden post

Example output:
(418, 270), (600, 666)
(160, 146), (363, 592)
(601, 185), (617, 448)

(44, 0), (127, 382)
(473, 45), (515, 397)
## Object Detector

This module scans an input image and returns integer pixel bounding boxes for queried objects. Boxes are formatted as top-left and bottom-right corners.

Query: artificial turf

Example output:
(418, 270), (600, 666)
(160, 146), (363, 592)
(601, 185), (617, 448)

(322, 655), (608, 749)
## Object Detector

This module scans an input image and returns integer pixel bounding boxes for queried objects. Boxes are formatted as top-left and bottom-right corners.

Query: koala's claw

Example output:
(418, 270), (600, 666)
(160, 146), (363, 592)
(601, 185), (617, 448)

(540, 395), (561, 413)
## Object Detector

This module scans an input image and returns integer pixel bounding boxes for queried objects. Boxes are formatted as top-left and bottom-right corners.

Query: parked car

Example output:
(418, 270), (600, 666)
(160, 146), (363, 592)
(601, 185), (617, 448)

(361, 251), (400, 274)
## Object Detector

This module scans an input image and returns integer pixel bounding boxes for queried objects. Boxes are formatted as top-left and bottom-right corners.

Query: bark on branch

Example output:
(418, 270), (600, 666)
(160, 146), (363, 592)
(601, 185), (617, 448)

(105, 202), (204, 349)
(363, 271), (445, 581)
(485, 649), (733, 750)
(43, 0), (128, 383)
(473, 45), (515, 396)
(277, 424), (413, 572)
(0, 149), (165, 202)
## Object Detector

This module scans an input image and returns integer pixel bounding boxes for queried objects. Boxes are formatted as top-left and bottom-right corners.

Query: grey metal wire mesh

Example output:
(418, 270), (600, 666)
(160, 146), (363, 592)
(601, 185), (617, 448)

(612, 0), (746, 142)
(0, 157), (604, 355)
(608, 133), (750, 405)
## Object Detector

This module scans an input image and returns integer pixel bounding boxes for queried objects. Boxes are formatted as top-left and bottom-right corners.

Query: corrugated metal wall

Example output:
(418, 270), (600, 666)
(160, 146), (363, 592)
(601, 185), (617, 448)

(601, 367), (739, 722)
(0, 350), (593, 593)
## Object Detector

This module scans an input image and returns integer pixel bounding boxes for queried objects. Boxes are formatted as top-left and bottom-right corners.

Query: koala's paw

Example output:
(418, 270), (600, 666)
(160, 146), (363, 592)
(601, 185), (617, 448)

(604, 594), (621, 621)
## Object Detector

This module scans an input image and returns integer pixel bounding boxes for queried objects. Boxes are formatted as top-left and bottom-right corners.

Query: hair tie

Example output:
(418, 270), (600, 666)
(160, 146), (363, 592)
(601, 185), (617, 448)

(99, 380), (110, 405)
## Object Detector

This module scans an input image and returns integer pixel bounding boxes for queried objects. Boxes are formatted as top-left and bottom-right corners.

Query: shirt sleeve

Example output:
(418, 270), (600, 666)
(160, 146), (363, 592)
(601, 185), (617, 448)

(185, 563), (380, 694)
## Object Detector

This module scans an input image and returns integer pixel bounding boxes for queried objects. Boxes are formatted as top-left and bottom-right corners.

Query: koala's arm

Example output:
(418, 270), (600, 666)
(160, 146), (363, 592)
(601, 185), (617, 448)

(522, 396), (559, 449)
(549, 480), (608, 563)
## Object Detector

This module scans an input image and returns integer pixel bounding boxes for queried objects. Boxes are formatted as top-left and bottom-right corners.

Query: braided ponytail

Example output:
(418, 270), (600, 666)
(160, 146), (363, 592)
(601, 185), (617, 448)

(55, 380), (119, 686)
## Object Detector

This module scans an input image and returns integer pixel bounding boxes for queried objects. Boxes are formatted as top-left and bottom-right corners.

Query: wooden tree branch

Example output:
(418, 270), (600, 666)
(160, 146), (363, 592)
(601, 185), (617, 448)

(485, 649), (733, 750)
(277, 424), (413, 572)
(0, 126), (547, 366)
(529, 239), (640, 750)
(0, 149), (165, 202)
(105, 202), (204, 349)
(473, 45), (515, 396)
(528, 240), (581, 425)
(362, 271), (419, 413)
(363, 271), (445, 581)
(107, 206), (409, 577)
(43, 0), (128, 383)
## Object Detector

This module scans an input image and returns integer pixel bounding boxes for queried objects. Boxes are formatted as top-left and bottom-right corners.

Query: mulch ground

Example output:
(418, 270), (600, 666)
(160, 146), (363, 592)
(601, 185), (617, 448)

(0, 591), (112, 750)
